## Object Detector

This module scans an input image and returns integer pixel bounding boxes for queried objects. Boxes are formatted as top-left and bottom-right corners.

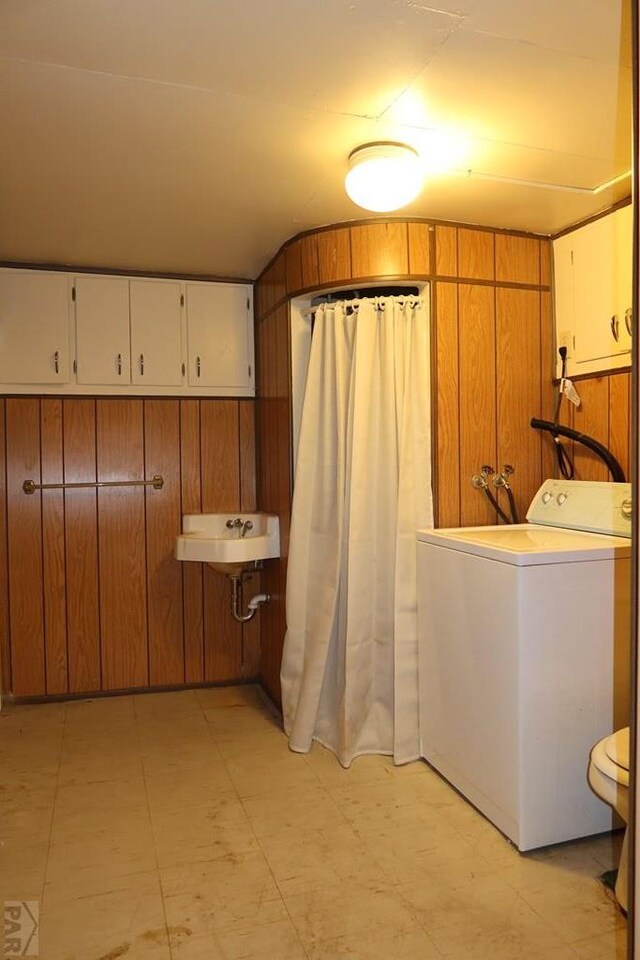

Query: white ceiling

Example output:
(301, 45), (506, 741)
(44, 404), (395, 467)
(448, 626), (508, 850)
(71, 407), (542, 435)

(0, 0), (632, 278)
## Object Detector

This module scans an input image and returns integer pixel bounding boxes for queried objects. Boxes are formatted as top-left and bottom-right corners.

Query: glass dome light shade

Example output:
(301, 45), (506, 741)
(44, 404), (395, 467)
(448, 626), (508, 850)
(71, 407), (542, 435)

(345, 142), (423, 213)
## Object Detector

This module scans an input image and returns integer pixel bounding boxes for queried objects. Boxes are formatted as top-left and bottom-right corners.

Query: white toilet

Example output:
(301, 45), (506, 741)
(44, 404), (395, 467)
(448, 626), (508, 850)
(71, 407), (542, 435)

(587, 727), (630, 911)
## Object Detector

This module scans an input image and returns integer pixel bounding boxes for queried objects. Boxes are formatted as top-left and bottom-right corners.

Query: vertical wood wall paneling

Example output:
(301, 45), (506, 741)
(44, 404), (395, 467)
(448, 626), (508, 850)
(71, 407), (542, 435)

(408, 223), (432, 275)
(458, 229), (495, 281)
(496, 289), (542, 520)
(317, 229), (351, 286)
(540, 240), (551, 287)
(572, 378), (611, 481)
(6, 399), (45, 696)
(0, 400), (10, 693)
(239, 399), (260, 678)
(3, 393), (256, 698)
(145, 400), (184, 686)
(259, 316), (278, 535)
(299, 235), (320, 292)
(41, 399), (68, 694)
(608, 373), (631, 482)
(275, 304), (293, 556)
(261, 265), (274, 316)
(239, 401), (257, 513)
(557, 381), (576, 474)
(350, 223), (408, 277)
(458, 285), (497, 524)
(284, 234), (320, 296)
(241, 565), (262, 680)
(180, 399), (204, 683)
(435, 226), (458, 276)
(254, 278), (264, 322)
(64, 399), (101, 692)
(269, 305), (292, 700)
(272, 254), (287, 307)
(255, 304), (292, 705)
(495, 235), (540, 285)
(538, 291), (560, 480)
(200, 400), (243, 682)
(261, 557), (287, 702)
(434, 282), (461, 527)
(284, 242), (303, 295)
(200, 401), (240, 512)
(97, 399), (148, 690)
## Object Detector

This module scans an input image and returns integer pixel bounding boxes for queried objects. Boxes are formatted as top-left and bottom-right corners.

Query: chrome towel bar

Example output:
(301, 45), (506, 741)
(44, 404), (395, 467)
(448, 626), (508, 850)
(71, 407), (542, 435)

(22, 475), (164, 495)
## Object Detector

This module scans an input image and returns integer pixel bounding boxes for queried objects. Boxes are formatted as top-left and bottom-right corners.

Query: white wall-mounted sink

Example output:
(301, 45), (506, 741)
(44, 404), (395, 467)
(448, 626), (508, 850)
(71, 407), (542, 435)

(175, 513), (280, 575)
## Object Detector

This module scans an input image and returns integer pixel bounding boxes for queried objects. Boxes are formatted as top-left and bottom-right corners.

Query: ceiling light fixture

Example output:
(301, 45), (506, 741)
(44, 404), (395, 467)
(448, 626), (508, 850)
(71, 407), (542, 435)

(345, 142), (423, 213)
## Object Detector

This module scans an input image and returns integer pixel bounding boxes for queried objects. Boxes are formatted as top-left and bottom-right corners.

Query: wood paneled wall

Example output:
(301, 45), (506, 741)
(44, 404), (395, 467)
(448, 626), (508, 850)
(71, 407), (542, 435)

(543, 372), (633, 484)
(254, 217), (633, 706)
(254, 304), (291, 704)
(0, 397), (260, 698)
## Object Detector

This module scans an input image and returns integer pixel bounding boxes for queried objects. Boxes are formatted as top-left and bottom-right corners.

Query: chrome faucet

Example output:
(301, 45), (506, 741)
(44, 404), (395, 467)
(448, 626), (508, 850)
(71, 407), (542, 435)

(471, 464), (494, 490)
(493, 464), (515, 489)
(226, 517), (254, 538)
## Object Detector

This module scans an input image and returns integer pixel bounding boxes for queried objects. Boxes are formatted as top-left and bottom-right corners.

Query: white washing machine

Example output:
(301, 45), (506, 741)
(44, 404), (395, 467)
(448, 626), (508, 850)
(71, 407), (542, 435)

(416, 479), (631, 851)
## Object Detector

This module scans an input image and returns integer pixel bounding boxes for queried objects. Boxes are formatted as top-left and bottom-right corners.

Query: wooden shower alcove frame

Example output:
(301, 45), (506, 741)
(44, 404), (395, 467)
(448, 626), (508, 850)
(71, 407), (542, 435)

(254, 216), (632, 704)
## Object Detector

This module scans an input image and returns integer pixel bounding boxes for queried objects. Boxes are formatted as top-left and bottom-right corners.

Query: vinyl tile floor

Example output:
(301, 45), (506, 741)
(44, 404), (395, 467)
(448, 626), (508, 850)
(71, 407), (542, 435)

(0, 685), (627, 960)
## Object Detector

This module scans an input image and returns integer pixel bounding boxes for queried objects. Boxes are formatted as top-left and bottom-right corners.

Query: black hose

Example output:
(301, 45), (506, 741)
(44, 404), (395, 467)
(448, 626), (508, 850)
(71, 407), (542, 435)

(553, 347), (567, 424)
(505, 485), (520, 524)
(552, 346), (574, 479)
(553, 436), (575, 480)
(481, 485), (512, 524)
(530, 418), (626, 482)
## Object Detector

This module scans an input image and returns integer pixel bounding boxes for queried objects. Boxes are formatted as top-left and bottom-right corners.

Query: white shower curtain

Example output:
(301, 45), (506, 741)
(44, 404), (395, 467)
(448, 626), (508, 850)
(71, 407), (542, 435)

(281, 294), (433, 767)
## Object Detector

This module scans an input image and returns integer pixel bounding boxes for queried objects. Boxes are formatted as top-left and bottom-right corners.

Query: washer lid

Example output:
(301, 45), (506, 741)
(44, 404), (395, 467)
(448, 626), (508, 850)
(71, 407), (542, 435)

(416, 523), (631, 565)
(604, 728), (630, 771)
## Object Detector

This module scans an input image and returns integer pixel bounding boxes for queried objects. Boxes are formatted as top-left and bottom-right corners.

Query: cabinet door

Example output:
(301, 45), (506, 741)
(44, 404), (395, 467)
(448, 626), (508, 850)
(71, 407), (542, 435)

(0, 270), (70, 383)
(573, 208), (632, 365)
(186, 283), (253, 388)
(130, 280), (183, 386)
(75, 276), (131, 384)
(613, 204), (633, 349)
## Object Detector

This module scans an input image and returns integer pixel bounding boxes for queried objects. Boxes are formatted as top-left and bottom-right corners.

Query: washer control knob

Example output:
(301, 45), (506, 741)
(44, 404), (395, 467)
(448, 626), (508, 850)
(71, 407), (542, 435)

(557, 493), (567, 505)
(621, 499), (632, 519)
(542, 492), (552, 504)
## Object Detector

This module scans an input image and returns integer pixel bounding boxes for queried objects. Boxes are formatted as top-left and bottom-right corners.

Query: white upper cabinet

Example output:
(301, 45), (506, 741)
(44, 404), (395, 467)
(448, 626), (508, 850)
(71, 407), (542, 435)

(572, 205), (632, 364)
(0, 268), (254, 396)
(130, 279), (183, 386)
(186, 282), (253, 389)
(74, 276), (131, 384)
(0, 270), (71, 383)
(553, 205), (632, 377)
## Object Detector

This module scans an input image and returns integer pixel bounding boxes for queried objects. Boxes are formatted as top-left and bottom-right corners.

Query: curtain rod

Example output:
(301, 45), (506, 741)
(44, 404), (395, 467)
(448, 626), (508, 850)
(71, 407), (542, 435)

(301, 294), (422, 319)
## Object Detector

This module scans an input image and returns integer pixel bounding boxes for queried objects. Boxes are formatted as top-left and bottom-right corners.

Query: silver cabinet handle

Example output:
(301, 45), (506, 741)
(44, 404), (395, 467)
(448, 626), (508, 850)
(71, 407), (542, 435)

(625, 308), (633, 337)
(610, 315), (619, 342)
(139, 353), (144, 376)
(196, 356), (201, 378)
(117, 353), (122, 375)
(54, 350), (60, 374)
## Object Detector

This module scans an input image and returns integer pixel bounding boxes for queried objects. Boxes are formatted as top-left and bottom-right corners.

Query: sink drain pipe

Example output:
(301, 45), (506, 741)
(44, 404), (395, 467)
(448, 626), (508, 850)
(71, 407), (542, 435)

(229, 575), (270, 623)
